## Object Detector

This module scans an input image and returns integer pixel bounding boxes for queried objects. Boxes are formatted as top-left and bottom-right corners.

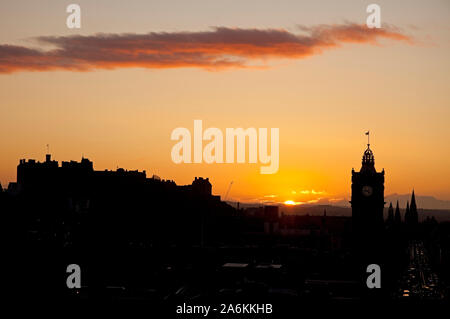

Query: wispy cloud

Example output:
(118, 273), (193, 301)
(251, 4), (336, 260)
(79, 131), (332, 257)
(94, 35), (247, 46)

(299, 189), (326, 195)
(0, 23), (412, 74)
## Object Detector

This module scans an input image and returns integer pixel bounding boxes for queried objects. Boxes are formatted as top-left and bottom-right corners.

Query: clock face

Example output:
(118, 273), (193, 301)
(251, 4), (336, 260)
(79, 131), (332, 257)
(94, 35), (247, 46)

(362, 185), (373, 197)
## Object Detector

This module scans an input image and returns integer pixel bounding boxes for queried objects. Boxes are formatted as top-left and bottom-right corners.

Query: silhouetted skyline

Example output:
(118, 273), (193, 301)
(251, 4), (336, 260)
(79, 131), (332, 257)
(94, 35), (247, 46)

(3, 141), (448, 304)
(2, 0), (450, 309)
(1, 1), (450, 203)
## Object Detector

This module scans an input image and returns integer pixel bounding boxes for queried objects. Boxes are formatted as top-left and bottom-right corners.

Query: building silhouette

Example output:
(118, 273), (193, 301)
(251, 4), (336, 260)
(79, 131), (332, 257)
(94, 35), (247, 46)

(386, 191), (419, 228)
(394, 200), (401, 225)
(351, 143), (385, 237)
(409, 190), (419, 225)
(387, 202), (394, 226)
(405, 201), (410, 224)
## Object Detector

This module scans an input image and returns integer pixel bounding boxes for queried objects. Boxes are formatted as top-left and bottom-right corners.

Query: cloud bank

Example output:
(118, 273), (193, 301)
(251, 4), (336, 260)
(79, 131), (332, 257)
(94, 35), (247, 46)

(0, 23), (411, 73)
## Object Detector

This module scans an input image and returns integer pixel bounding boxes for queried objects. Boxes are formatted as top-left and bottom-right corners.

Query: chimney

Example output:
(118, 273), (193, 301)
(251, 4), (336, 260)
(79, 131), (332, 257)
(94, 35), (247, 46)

(46, 154), (51, 162)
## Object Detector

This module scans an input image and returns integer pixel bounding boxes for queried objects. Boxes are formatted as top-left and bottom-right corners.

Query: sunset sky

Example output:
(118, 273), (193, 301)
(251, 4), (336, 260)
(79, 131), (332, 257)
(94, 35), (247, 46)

(1, 0), (449, 204)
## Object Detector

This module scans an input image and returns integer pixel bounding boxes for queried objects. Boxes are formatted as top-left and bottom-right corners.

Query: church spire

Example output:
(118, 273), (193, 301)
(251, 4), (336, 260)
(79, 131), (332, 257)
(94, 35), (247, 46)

(410, 190), (418, 225)
(410, 190), (417, 211)
(394, 200), (401, 225)
(405, 201), (410, 224)
(387, 202), (394, 225)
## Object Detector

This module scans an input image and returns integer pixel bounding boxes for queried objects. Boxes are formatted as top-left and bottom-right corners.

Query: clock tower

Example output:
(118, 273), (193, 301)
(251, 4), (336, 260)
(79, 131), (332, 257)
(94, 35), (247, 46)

(351, 137), (385, 236)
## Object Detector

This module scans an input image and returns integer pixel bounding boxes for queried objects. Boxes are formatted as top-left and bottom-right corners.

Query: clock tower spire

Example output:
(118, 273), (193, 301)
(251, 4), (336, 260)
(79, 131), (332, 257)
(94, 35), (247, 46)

(351, 132), (385, 236)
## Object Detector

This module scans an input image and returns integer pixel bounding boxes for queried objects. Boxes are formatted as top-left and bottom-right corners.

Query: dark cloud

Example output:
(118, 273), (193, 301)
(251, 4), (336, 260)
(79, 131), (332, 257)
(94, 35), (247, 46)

(0, 23), (412, 73)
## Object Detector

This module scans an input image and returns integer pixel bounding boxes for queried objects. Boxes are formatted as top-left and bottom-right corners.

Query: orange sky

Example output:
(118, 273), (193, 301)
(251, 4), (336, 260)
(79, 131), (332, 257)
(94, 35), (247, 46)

(1, 0), (450, 203)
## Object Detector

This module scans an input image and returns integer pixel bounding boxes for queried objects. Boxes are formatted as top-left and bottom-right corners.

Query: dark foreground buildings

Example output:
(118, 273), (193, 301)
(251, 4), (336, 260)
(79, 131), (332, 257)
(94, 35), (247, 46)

(2, 149), (449, 308)
(349, 143), (446, 300)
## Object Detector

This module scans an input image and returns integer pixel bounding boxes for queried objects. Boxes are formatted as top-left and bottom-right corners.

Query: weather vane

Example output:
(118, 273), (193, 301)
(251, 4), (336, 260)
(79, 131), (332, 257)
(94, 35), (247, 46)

(365, 131), (370, 146)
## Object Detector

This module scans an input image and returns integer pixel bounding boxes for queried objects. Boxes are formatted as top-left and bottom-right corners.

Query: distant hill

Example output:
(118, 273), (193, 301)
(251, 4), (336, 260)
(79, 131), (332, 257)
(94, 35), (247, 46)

(384, 193), (450, 210)
(231, 202), (450, 222)
(311, 194), (450, 210)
